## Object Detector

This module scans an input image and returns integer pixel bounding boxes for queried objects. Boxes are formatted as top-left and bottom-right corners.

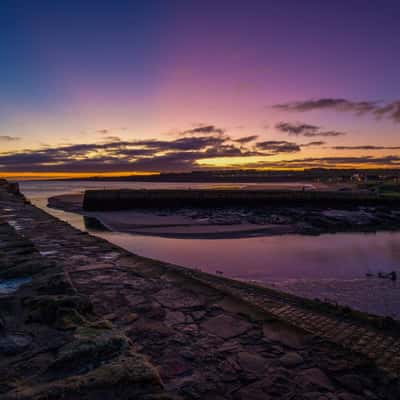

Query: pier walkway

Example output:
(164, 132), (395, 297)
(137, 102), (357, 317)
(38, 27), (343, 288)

(0, 182), (399, 399)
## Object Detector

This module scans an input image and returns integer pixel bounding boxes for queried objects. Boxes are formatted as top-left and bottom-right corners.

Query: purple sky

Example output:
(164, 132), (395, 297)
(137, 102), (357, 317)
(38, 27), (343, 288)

(1, 1), (400, 176)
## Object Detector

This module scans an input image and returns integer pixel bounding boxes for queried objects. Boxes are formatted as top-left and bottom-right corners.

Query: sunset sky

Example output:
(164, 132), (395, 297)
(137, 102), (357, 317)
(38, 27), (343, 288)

(1, 1), (400, 178)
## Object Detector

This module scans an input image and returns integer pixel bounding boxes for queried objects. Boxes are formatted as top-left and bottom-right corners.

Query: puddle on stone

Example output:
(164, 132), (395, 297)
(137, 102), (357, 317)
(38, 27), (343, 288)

(40, 250), (58, 256)
(0, 333), (33, 355)
(102, 252), (120, 260)
(0, 277), (32, 294)
(8, 220), (22, 231)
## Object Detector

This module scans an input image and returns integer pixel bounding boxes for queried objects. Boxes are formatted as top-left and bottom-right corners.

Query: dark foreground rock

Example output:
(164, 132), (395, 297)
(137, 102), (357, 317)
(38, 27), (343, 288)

(1, 180), (400, 399)
(0, 185), (168, 399)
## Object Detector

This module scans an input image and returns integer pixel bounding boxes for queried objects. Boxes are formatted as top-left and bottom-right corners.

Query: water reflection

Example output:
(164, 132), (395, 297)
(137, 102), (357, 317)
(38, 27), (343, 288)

(92, 230), (400, 281)
(19, 180), (400, 282)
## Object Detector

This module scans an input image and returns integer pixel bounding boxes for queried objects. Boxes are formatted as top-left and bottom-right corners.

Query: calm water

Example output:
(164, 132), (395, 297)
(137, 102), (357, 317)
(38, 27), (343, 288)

(19, 180), (400, 282)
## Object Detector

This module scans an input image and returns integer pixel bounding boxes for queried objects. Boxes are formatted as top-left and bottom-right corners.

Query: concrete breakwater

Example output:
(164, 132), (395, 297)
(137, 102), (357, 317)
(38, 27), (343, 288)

(83, 188), (395, 211)
(1, 180), (400, 399)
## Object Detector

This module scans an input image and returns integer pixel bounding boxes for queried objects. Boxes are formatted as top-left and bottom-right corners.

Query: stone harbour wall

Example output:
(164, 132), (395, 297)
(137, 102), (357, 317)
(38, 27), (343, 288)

(1, 181), (400, 399)
(82, 188), (395, 211)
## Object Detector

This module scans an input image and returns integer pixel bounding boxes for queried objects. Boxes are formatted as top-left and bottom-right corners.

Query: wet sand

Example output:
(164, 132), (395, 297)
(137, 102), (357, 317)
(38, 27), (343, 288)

(48, 193), (297, 238)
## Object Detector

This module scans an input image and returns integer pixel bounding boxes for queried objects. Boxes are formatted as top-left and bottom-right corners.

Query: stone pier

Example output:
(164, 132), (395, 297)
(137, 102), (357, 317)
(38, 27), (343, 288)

(0, 180), (399, 399)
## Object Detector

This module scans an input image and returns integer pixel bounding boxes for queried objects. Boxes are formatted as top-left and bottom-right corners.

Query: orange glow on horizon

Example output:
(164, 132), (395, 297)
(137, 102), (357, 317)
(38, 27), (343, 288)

(0, 171), (160, 181)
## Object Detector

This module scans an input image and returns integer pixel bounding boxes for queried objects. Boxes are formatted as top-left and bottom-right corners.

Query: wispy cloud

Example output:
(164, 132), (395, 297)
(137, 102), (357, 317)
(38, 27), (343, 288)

(234, 135), (259, 144)
(0, 136), (20, 141)
(301, 141), (326, 147)
(181, 124), (225, 135)
(0, 132), (271, 172)
(332, 145), (400, 150)
(256, 140), (300, 153)
(275, 122), (346, 137)
(232, 155), (400, 169)
(273, 98), (400, 123)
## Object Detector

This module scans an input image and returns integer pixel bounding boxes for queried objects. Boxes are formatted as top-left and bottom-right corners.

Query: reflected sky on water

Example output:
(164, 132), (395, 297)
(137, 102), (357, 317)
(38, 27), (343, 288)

(20, 180), (400, 282)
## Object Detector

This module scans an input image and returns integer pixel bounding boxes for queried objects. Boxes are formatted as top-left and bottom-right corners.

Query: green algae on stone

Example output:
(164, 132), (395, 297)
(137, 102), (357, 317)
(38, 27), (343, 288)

(24, 294), (92, 328)
(5, 350), (168, 400)
(0, 259), (55, 279)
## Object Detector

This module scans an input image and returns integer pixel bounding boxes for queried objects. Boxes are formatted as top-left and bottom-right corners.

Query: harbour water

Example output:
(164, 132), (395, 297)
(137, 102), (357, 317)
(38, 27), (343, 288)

(19, 180), (400, 318)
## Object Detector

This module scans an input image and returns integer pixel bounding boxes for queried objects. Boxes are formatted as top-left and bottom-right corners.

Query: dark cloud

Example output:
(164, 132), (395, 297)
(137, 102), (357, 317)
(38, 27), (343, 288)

(96, 129), (109, 134)
(182, 124), (225, 135)
(273, 99), (378, 113)
(275, 122), (319, 135)
(2, 129), (399, 171)
(373, 101), (400, 122)
(233, 155), (400, 169)
(275, 122), (346, 137)
(273, 99), (400, 123)
(0, 132), (268, 172)
(301, 141), (325, 147)
(332, 145), (400, 150)
(102, 136), (121, 142)
(0, 135), (20, 141)
(234, 135), (259, 144)
(256, 140), (301, 153)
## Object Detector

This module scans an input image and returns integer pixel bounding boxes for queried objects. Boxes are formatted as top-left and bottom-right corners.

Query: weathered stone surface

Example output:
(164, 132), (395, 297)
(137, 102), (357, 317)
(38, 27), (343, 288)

(300, 368), (334, 391)
(154, 287), (205, 309)
(237, 351), (267, 374)
(262, 320), (307, 349)
(1, 181), (400, 400)
(160, 355), (193, 379)
(279, 351), (304, 367)
(336, 374), (364, 394)
(0, 333), (32, 355)
(201, 314), (251, 338)
(164, 310), (186, 326)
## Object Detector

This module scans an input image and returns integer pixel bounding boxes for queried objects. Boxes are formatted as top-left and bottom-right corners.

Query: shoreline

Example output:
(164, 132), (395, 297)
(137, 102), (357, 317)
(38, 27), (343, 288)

(45, 192), (400, 320)
(48, 192), (400, 239)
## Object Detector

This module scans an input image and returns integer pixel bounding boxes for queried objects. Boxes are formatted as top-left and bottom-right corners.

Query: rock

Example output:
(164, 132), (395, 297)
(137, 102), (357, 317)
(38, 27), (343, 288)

(0, 333), (32, 355)
(8, 349), (165, 400)
(160, 355), (193, 379)
(191, 310), (206, 320)
(362, 389), (379, 399)
(123, 313), (139, 324)
(301, 368), (334, 391)
(0, 259), (54, 279)
(24, 294), (92, 328)
(154, 287), (205, 309)
(127, 319), (174, 339)
(164, 310), (186, 326)
(336, 374), (364, 394)
(235, 380), (272, 400)
(237, 351), (267, 374)
(262, 320), (307, 349)
(180, 350), (195, 360)
(181, 324), (198, 335)
(279, 352), (304, 368)
(37, 273), (76, 295)
(338, 394), (365, 400)
(201, 314), (251, 339)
